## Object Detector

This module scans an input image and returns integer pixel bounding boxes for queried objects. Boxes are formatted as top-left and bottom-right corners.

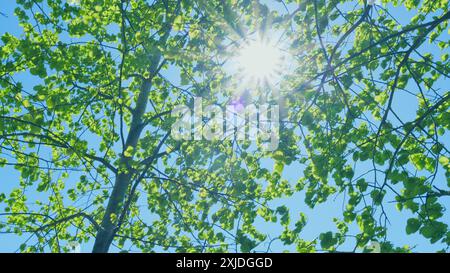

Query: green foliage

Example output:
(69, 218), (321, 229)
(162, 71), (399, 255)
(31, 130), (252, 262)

(0, 0), (449, 253)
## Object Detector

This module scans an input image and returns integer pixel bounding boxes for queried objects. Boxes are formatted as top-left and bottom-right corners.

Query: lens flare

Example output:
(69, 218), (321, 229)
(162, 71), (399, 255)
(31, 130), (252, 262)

(234, 36), (286, 87)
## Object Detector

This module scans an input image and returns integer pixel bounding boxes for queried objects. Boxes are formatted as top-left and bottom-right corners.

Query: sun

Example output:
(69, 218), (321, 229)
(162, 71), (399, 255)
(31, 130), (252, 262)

(235, 36), (285, 86)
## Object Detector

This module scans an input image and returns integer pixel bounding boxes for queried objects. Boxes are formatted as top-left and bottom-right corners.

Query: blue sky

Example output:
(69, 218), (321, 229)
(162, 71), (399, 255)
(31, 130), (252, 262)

(0, 0), (449, 252)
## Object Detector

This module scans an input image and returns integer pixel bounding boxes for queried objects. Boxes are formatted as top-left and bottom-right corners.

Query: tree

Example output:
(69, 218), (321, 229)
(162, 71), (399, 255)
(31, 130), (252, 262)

(0, 0), (449, 253)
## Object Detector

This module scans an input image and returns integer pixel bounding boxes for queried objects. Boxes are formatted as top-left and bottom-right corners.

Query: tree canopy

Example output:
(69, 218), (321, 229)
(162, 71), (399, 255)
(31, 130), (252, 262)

(0, 0), (449, 253)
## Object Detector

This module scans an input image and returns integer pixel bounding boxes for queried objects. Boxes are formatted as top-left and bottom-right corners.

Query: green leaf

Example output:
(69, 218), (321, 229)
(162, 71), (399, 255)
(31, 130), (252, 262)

(406, 218), (421, 234)
(319, 232), (336, 249)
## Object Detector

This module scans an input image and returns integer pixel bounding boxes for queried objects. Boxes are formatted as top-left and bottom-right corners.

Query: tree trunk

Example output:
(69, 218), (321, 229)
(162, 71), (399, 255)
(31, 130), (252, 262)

(92, 62), (160, 253)
(92, 1), (178, 252)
